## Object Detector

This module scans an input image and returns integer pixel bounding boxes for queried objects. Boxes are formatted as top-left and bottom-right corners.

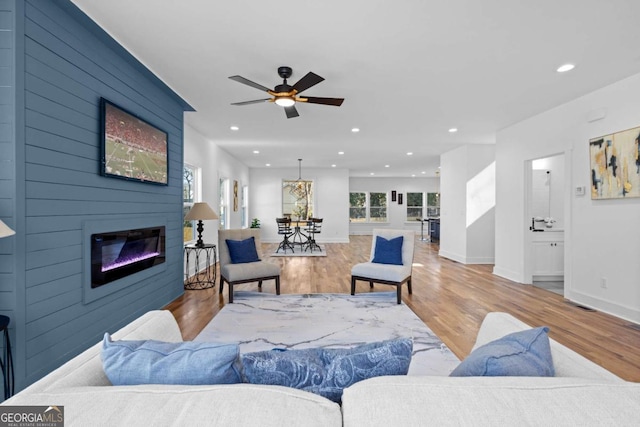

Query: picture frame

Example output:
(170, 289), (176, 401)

(100, 98), (169, 185)
(398, 193), (403, 205)
(589, 125), (640, 199)
(233, 180), (239, 211)
(391, 190), (397, 202)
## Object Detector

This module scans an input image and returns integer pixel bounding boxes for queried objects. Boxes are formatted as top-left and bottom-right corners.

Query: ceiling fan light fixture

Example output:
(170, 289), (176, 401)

(275, 97), (295, 107)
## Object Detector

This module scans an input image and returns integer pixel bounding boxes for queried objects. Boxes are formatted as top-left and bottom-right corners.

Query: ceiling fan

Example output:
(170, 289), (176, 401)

(229, 66), (344, 119)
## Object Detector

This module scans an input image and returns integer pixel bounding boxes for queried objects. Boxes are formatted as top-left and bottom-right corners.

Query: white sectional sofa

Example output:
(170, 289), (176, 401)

(3, 310), (639, 426)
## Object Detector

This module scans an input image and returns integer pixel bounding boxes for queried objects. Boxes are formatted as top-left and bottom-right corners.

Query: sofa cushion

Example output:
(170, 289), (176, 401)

(241, 338), (412, 403)
(372, 236), (404, 265)
(102, 334), (242, 385)
(341, 376), (640, 427)
(226, 237), (261, 264)
(450, 326), (554, 377)
(4, 384), (343, 427)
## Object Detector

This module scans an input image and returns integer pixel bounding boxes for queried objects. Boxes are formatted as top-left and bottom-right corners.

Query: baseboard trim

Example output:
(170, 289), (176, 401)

(438, 250), (494, 265)
(567, 290), (640, 324)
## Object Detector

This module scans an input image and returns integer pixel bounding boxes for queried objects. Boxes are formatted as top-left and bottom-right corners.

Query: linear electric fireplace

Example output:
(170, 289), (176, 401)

(91, 226), (166, 288)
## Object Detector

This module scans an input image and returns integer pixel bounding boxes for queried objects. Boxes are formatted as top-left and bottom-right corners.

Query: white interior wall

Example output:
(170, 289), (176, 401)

(495, 72), (640, 323)
(348, 177), (440, 236)
(440, 145), (496, 264)
(184, 124), (249, 248)
(250, 167), (350, 243)
(439, 146), (467, 262)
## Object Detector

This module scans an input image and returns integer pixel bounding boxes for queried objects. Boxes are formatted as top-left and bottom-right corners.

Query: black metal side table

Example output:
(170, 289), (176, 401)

(0, 315), (14, 400)
(184, 244), (217, 290)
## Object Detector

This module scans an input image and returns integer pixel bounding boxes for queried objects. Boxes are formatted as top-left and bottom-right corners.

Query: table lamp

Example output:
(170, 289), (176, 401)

(185, 202), (218, 248)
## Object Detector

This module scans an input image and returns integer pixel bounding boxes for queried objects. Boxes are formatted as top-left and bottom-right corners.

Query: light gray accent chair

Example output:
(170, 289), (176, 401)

(351, 229), (415, 304)
(218, 228), (281, 303)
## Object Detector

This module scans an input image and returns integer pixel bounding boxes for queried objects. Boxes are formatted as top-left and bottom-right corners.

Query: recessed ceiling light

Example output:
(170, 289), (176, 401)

(370, 172), (375, 176)
(331, 164), (336, 167)
(351, 128), (360, 133)
(253, 150), (259, 154)
(406, 152), (413, 156)
(230, 126), (239, 131)
(421, 171), (426, 174)
(385, 165), (390, 168)
(411, 174), (416, 177)
(556, 64), (575, 73)
(338, 151), (344, 155)
(448, 128), (458, 133)
(265, 163), (271, 167)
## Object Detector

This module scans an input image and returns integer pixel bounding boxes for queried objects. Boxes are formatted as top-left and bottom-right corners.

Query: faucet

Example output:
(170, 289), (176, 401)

(530, 217), (543, 232)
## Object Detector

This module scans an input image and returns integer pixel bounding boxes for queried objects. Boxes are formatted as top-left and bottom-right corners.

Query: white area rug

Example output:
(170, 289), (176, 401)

(270, 245), (326, 257)
(195, 292), (459, 376)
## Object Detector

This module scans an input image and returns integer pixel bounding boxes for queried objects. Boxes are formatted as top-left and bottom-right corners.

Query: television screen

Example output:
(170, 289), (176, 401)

(100, 98), (168, 185)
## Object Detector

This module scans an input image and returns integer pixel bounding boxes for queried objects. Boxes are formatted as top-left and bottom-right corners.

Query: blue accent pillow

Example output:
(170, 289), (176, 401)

(450, 326), (555, 377)
(226, 237), (260, 264)
(372, 236), (404, 265)
(241, 338), (413, 403)
(101, 334), (242, 385)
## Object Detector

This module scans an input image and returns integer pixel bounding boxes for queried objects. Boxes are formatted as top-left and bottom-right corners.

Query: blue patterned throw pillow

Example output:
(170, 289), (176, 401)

(102, 334), (242, 385)
(226, 237), (260, 264)
(450, 326), (555, 377)
(241, 338), (413, 403)
(371, 236), (404, 265)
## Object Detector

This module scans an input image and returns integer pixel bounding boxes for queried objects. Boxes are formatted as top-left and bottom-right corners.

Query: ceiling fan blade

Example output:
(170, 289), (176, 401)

(284, 105), (300, 119)
(231, 98), (271, 106)
(291, 72), (325, 94)
(228, 75), (272, 92)
(302, 96), (344, 107)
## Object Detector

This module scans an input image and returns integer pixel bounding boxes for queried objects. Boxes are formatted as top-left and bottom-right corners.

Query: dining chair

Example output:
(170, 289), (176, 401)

(350, 229), (415, 304)
(218, 228), (281, 303)
(276, 217), (295, 253)
(304, 218), (323, 252)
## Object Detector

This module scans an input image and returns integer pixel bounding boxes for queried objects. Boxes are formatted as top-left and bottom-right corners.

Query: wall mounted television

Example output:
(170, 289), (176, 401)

(100, 98), (168, 185)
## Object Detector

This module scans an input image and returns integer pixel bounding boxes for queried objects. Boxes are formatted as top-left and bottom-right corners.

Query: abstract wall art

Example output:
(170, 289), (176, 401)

(589, 126), (640, 199)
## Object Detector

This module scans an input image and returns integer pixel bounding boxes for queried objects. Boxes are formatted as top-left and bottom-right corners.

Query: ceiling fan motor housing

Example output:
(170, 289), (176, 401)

(274, 83), (293, 93)
(278, 66), (293, 79)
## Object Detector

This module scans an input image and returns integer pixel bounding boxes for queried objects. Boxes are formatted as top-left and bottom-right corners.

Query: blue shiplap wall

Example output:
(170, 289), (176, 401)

(0, 0), (16, 384)
(6, 0), (192, 391)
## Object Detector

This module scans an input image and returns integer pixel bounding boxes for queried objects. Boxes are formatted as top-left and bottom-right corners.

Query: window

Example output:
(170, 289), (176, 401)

(282, 180), (314, 219)
(349, 192), (366, 222)
(427, 192), (440, 217)
(369, 192), (387, 222)
(242, 185), (249, 228)
(406, 192), (423, 221)
(183, 165), (196, 242)
(219, 178), (229, 230)
(349, 192), (387, 222)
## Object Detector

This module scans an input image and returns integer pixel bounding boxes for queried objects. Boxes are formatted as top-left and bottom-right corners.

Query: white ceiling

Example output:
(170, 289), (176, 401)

(71, 0), (640, 177)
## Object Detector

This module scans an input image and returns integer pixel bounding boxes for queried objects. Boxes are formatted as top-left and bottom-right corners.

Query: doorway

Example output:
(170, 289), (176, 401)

(528, 153), (566, 295)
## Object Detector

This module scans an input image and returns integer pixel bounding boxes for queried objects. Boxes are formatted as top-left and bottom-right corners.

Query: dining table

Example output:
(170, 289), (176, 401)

(288, 220), (311, 247)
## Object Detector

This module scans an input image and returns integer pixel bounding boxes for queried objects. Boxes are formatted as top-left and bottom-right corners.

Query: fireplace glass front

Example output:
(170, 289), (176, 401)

(91, 226), (165, 288)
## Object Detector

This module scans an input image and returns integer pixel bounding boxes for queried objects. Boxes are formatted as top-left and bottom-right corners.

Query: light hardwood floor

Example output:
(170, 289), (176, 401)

(165, 235), (640, 382)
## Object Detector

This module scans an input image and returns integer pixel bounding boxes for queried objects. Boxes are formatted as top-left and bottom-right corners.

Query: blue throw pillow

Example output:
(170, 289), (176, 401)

(241, 338), (413, 403)
(226, 237), (260, 264)
(101, 334), (242, 385)
(372, 236), (404, 265)
(450, 326), (555, 377)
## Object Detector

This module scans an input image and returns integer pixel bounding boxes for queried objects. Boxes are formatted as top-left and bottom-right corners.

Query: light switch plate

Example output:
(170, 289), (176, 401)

(575, 186), (586, 196)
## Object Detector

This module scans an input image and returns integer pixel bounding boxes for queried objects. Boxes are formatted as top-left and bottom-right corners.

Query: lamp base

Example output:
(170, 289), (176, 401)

(195, 220), (205, 247)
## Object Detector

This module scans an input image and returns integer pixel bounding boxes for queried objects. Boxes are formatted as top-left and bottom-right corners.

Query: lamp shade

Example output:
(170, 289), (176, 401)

(185, 202), (219, 221)
(0, 219), (15, 238)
